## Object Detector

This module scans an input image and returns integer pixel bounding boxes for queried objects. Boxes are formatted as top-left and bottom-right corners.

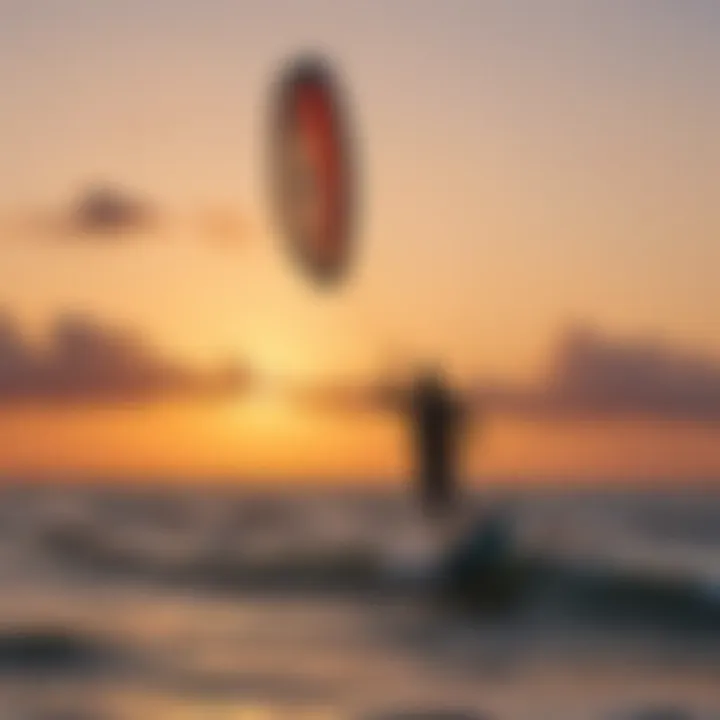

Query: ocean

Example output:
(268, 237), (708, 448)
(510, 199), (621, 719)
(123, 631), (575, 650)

(0, 481), (718, 719)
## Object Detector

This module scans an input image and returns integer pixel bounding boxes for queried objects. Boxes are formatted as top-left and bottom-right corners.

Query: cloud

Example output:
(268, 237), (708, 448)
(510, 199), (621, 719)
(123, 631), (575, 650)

(1, 185), (248, 246)
(71, 185), (157, 236)
(2, 185), (158, 242)
(478, 325), (720, 421)
(297, 326), (720, 423)
(0, 313), (250, 406)
(193, 206), (250, 248)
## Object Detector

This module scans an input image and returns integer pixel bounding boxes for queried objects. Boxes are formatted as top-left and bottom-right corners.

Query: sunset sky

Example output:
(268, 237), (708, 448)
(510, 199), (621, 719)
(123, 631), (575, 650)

(0, 0), (718, 481)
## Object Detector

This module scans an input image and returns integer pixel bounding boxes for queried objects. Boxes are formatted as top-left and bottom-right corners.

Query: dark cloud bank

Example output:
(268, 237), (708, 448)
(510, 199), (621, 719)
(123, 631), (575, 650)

(478, 326), (720, 422)
(0, 313), (248, 406)
(306, 326), (720, 423)
(0, 317), (717, 420)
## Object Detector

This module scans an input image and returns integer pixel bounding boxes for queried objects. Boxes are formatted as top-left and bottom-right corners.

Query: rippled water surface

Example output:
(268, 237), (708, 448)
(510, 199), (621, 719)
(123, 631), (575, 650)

(0, 483), (717, 719)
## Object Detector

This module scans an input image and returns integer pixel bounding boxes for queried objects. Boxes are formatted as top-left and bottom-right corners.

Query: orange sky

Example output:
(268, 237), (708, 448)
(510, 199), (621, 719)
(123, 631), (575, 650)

(0, 2), (718, 482)
(1, 404), (718, 483)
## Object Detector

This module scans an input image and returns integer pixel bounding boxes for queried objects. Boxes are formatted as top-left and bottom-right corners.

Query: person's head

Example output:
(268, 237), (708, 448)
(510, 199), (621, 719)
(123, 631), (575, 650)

(414, 362), (446, 392)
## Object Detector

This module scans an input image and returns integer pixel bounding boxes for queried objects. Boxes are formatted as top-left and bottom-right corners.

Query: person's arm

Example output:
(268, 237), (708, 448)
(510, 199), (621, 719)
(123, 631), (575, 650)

(290, 378), (409, 415)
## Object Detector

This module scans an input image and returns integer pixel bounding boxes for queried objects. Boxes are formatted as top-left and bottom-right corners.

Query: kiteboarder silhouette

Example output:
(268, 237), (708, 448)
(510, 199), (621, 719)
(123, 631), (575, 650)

(409, 366), (467, 519)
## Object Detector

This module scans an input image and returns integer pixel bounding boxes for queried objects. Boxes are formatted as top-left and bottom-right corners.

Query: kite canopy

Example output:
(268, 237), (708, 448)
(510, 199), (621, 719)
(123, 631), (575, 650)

(269, 56), (356, 287)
